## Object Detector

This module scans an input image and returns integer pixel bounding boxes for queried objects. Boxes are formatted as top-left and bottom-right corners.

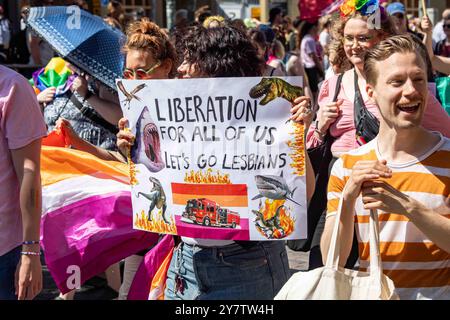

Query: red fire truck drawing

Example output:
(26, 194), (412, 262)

(182, 198), (240, 228)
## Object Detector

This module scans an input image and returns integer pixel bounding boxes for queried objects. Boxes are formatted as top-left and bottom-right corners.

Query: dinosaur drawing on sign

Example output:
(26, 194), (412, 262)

(249, 77), (304, 105)
(137, 177), (169, 224)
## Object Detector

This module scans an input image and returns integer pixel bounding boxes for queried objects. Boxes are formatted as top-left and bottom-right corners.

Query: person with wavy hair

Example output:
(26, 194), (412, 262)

(303, 0), (450, 271)
(178, 24), (264, 78)
(158, 23), (314, 300)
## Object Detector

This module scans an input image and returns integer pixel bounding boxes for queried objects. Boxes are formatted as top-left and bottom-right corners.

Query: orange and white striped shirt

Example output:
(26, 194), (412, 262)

(327, 134), (450, 300)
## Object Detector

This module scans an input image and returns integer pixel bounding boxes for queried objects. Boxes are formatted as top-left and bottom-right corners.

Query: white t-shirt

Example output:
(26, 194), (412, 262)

(301, 34), (317, 69)
(432, 20), (446, 44)
(182, 237), (234, 247)
(319, 30), (331, 49)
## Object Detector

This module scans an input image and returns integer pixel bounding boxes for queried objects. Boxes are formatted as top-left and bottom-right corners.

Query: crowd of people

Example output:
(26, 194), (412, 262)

(0, 0), (449, 301)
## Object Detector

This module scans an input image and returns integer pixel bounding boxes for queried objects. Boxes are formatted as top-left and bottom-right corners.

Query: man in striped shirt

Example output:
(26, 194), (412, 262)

(320, 35), (450, 300)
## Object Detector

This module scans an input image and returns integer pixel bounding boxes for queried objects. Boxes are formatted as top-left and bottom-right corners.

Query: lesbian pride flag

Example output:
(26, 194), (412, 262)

(171, 183), (248, 207)
(40, 146), (158, 294)
(171, 182), (250, 240)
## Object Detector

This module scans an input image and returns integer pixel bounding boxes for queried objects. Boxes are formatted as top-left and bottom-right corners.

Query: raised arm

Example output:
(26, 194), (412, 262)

(421, 16), (450, 75)
(71, 76), (123, 125)
(56, 118), (126, 163)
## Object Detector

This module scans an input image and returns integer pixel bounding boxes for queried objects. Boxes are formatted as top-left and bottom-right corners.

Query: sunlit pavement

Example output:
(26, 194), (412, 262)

(36, 244), (309, 300)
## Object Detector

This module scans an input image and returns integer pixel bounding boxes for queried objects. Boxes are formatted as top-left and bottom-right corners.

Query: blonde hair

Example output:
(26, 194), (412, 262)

(364, 34), (429, 85)
(123, 18), (177, 77)
(203, 15), (225, 28)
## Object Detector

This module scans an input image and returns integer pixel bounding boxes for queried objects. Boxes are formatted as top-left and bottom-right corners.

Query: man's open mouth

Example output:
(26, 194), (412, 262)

(396, 102), (420, 114)
(143, 123), (163, 165)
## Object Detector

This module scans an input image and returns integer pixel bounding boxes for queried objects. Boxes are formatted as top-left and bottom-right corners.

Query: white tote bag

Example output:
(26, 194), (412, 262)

(275, 195), (399, 300)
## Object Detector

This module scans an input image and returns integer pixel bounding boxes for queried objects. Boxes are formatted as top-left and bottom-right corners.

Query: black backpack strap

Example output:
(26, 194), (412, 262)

(333, 73), (344, 102)
(353, 70), (379, 144)
(67, 92), (119, 135)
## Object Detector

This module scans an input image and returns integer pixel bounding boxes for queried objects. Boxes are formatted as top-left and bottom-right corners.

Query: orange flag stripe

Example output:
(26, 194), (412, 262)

(41, 146), (129, 187)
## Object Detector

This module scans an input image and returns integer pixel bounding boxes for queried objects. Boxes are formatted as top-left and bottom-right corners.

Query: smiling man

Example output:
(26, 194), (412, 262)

(320, 35), (450, 300)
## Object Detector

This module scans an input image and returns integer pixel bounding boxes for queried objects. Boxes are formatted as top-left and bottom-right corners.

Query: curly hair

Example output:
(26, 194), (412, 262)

(328, 39), (352, 73)
(123, 18), (178, 78)
(330, 11), (397, 70)
(179, 24), (265, 77)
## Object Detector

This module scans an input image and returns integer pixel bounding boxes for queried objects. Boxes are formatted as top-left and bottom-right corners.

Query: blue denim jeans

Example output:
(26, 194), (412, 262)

(0, 246), (21, 300)
(164, 241), (290, 300)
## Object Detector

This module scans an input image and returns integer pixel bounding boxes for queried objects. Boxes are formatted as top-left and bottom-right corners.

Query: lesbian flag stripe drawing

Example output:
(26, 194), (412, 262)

(171, 183), (248, 207)
(41, 146), (158, 294)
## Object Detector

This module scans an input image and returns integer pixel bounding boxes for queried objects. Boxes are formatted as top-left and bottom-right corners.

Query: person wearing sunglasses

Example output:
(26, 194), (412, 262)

(434, 14), (450, 60)
(50, 19), (177, 301)
(115, 18), (177, 300)
(386, 2), (425, 41)
(56, 18), (176, 160)
(421, 15), (450, 76)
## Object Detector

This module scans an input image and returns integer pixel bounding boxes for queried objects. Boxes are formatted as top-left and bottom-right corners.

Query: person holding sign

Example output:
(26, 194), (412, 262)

(321, 35), (450, 300)
(163, 24), (315, 300)
(116, 23), (315, 300)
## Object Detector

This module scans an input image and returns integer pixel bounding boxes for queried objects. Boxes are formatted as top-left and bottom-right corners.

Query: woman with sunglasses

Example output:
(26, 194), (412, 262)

(303, 2), (450, 271)
(430, 13), (450, 74)
(422, 15), (450, 76)
(386, 2), (426, 44)
(56, 18), (177, 300)
(59, 18), (177, 161)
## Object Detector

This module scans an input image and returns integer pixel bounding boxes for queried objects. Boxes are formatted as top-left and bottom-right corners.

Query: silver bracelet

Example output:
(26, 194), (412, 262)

(21, 251), (41, 256)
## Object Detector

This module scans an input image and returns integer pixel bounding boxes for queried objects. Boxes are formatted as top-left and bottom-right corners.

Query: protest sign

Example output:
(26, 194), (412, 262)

(117, 76), (307, 241)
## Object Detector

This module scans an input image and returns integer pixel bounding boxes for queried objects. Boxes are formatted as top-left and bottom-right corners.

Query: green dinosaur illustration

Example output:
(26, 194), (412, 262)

(249, 77), (304, 105)
(137, 177), (169, 224)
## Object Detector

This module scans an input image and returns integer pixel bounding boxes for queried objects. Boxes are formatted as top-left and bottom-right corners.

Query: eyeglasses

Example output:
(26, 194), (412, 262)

(123, 61), (161, 79)
(343, 34), (374, 45)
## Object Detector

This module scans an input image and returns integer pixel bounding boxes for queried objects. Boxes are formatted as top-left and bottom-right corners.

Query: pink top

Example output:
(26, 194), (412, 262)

(0, 65), (47, 256)
(306, 71), (450, 153)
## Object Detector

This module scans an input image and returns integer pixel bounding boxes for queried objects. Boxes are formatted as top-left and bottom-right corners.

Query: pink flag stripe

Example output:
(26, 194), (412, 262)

(41, 191), (159, 294)
(127, 234), (175, 300)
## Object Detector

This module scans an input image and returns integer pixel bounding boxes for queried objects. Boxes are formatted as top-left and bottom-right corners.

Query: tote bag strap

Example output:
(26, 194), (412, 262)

(325, 185), (382, 279)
